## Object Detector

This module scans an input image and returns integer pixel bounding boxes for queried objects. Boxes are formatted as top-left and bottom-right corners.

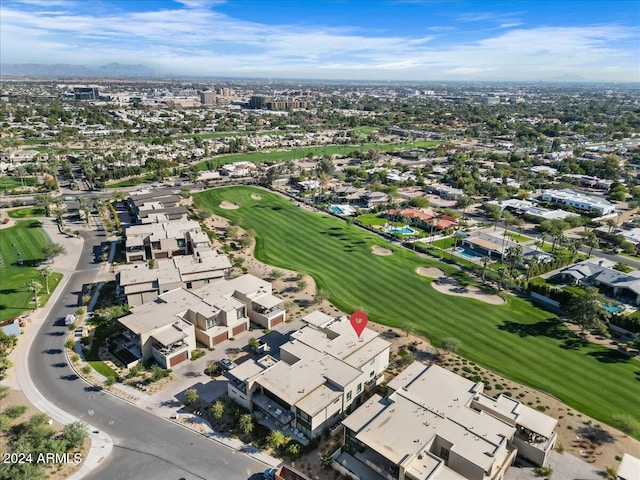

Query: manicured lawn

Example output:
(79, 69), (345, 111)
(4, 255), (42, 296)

(0, 220), (63, 322)
(7, 206), (47, 218)
(194, 186), (640, 434)
(86, 323), (120, 379)
(505, 232), (533, 243)
(356, 214), (388, 226)
(432, 237), (456, 249)
(0, 177), (39, 192)
(196, 140), (444, 171)
(106, 173), (156, 189)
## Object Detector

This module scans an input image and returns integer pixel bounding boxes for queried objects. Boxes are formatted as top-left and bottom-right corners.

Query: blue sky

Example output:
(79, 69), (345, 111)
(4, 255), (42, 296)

(1, 0), (639, 81)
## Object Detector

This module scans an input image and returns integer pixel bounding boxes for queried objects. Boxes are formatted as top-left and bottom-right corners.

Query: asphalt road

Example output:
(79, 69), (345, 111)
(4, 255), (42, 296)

(28, 230), (265, 480)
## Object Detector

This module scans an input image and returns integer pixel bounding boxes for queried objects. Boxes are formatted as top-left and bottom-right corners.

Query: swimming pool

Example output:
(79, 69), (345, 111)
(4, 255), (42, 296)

(603, 304), (624, 314)
(388, 226), (417, 235)
(455, 247), (485, 260)
(329, 204), (356, 216)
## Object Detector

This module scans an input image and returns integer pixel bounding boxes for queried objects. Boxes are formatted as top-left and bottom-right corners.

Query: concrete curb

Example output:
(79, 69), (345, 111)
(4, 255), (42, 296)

(167, 417), (280, 468)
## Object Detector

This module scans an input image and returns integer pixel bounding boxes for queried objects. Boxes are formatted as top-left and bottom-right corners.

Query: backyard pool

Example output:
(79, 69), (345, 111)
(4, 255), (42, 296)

(329, 204), (356, 216)
(388, 226), (417, 235)
(603, 304), (624, 314)
(454, 247), (486, 260)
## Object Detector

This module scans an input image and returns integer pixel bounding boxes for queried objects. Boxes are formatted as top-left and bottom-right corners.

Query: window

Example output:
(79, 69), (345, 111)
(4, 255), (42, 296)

(356, 383), (362, 394)
(177, 239), (186, 247)
(237, 307), (246, 319)
(440, 447), (450, 461)
(186, 282), (193, 289)
(206, 318), (216, 329)
(346, 391), (352, 402)
(369, 358), (375, 366)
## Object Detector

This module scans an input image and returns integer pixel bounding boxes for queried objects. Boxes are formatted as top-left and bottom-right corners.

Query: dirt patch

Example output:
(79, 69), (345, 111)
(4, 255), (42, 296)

(416, 267), (445, 278)
(220, 201), (240, 210)
(251, 194), (263, 200)
(371, 245), (392, 256)
(1, 389), (89, 480)
(431, 277), (505, 305)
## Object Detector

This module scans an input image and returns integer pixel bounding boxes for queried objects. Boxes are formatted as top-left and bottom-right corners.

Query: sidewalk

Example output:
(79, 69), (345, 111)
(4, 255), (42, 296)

(6, 225), (114, 480)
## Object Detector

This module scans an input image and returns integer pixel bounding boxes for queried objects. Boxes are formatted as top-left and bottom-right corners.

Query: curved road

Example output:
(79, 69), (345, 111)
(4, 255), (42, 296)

(28, 230), (264, 480)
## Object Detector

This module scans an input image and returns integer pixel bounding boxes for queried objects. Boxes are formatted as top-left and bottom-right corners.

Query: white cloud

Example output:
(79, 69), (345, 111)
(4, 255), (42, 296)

(0, 1), (638, 81)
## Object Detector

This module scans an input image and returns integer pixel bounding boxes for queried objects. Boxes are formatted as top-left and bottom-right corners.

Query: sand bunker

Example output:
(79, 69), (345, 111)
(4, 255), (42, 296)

(416, 267), (445, 279)
(431, 277), (505, 305)
(251, 194), (263, 200)
(371, 245), (393, 256)
(220, 201), (240, 210)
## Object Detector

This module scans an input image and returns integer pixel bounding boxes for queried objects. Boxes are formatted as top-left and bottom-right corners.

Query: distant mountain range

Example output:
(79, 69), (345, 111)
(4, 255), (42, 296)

(0, 63), (155, 78)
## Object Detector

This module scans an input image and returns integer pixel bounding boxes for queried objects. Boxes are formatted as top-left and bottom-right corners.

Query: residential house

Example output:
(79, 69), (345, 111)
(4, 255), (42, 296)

(332, 186), (361, 204)
(227, 312), (390, 440)
(117, 306), (196, 368)
(124, 219), (205, 262)
(556, 258), (640, 304)
(461, 229), (552, 264)
(540, 189), (615, 216)
(428, 183), (465, 200)
(361, 191), (390, 208)
(387, 208), (435, 229)
(616, 453), (640, 480)
(487, 199), (577, 221)
(117, 273), (284, 354)
(336, 363), (557, 480)
(128, 189), (189, 224)
(117, 251), (232, 306)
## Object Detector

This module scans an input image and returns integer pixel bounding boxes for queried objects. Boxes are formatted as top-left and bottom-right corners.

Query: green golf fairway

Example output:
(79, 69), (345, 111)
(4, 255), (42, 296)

(194, 186), (640, 436)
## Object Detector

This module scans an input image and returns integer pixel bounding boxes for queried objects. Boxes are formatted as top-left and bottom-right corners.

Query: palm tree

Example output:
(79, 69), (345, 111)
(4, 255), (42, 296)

(481, 256), (490, 283)
(38, 266), (53, 294)
(26, 281), (43, 310)
(606, 219), (616, 233)
(78, 197), (92, 226)
(505, 245), (524, 275)
(586, 235), (599, 257)
(568, 238), (581, 262)
(15, 166), (27, 187)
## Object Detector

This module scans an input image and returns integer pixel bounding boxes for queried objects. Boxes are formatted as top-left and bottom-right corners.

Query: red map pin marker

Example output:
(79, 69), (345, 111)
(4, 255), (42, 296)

(349, 311), (368, 338)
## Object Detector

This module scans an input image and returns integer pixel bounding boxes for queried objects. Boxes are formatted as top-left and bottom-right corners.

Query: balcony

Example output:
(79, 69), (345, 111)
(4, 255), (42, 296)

(251, 307), (285, 326)
(514, 427), (555, 452)
(152, 339), (187, 356)
(252, 393), (294, 425)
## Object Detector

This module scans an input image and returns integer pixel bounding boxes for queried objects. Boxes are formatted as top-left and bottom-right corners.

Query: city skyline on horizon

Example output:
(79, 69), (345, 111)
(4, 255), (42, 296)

(1, 0), (639, 82)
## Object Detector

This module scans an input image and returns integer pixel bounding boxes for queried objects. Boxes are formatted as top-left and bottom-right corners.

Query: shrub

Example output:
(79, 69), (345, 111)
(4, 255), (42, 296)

(612, 414), (640, 437)
(3, 405), (27, 419)
(191, 349), (205, 361)
(82, 365), (92, 375)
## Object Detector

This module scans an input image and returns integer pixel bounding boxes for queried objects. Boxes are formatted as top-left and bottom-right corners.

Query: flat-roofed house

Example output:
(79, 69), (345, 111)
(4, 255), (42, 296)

(117, 251), (232, 306)
(336, 363), (557, 480)
(128, 189), (189, 224)
(124, 219), (203, 261)
(616, 453), (640, 480)
(120, 275), (276, 352)
(227, 312), (390, 441)
(117, 305), (196, 368)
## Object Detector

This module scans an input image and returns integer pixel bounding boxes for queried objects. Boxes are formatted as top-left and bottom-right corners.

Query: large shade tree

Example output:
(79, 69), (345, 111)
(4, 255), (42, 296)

(567, 286), (607, 332)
